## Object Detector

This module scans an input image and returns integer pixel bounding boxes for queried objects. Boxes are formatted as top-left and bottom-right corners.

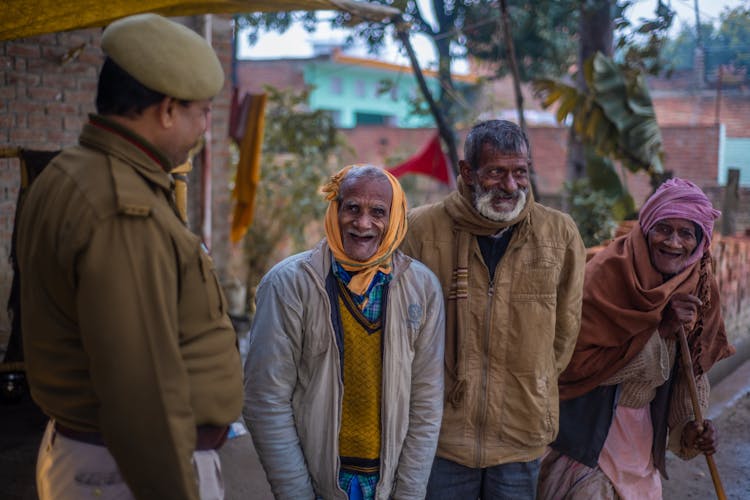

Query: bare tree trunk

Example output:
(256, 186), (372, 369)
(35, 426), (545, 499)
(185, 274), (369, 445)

(499, 0), (526, 133)
(394, 20), (459, 177)
(498, 0), (538, 197)
(567, 0), (614, 183)
(434, 33), (460, 173)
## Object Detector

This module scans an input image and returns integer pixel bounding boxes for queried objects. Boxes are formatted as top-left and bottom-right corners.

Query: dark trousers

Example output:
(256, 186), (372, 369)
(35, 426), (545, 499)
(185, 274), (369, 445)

(426, 455), (541, 500)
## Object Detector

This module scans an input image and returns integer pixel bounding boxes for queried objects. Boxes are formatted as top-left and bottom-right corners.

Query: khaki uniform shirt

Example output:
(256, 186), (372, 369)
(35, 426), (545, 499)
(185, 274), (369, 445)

(17, 116), (243, 500)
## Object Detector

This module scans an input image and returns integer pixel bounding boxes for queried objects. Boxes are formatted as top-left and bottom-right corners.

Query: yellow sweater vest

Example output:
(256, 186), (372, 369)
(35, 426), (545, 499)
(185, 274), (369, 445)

(338, 289), (382, 473)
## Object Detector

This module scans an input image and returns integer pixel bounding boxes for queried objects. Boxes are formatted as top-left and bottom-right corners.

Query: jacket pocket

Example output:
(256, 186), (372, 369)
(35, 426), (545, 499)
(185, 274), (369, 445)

(510, 242), (563, 298)
(498, 369), (557, 448)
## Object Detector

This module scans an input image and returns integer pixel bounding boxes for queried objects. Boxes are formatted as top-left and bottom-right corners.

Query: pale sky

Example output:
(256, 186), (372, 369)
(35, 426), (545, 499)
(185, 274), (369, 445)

(236, 0), (747, 71)
(629, 0), (746, 34)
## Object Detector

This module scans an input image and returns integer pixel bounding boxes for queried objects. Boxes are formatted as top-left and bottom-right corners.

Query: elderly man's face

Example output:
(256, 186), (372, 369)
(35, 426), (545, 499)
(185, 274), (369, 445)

(461, 143), (530, 221)
(337, 176), (392, 262)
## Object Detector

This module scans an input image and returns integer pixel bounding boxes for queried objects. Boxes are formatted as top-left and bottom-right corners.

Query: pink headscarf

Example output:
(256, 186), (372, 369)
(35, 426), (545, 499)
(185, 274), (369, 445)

(638, 177), (721, 268)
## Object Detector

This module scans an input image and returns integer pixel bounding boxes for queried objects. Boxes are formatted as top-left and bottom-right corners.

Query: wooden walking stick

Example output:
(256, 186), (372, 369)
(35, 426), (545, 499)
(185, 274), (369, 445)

(677, 325), (727, 500)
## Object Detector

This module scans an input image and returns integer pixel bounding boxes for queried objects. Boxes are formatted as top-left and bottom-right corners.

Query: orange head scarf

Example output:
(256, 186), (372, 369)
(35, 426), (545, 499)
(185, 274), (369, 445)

(321, 165), (408, 296)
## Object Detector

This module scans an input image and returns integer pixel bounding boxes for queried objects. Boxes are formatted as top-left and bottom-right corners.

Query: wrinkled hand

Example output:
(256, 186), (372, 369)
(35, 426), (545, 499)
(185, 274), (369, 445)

(659, 293), (702, 339)
(682, 420), (718, 455)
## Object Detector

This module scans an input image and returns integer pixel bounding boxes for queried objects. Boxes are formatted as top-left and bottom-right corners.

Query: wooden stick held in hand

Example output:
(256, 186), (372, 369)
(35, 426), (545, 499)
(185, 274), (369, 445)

(678, 325), (727, 500)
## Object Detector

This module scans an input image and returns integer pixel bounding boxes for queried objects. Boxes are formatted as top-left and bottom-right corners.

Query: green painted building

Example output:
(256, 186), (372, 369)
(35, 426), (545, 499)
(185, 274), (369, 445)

(236, 47), (478, 129)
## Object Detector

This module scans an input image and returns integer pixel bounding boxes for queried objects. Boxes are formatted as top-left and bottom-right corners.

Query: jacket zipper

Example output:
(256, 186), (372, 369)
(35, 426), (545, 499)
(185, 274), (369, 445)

(377, 288), (391, 495)
(475, 278), (495, 467)
(302, 259), (346, 497)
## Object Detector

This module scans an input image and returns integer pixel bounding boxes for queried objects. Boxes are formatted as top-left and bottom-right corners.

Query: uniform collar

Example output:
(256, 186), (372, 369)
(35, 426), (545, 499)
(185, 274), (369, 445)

(80, 115), (173, 191)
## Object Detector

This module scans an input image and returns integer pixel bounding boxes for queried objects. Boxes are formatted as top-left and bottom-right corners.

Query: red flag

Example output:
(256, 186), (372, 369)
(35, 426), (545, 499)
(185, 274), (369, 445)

(387, 133), (454, 187)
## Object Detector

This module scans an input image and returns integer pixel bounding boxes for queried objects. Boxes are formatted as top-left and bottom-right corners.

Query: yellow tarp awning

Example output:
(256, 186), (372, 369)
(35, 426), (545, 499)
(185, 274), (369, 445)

(1, 0), (398, 41)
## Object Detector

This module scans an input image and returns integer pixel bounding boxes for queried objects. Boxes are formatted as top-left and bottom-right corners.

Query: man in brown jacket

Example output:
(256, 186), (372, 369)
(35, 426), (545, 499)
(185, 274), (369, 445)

(401, 119), (586, 499)
(16, 14), (243, 500)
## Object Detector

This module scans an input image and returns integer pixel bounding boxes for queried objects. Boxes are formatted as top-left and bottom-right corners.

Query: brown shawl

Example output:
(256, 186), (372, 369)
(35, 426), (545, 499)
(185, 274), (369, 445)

(559, 223), (734, 401)
(442, 177), (534, 406)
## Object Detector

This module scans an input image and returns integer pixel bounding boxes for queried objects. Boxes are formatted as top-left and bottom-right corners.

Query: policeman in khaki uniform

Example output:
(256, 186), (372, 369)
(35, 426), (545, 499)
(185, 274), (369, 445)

(16, 14), (243, 500)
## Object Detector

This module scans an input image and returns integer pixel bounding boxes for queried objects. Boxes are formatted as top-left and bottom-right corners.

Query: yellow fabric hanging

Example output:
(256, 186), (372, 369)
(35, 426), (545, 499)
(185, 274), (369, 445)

(171, 160), (192, 223)
(230, 92), (267, 244)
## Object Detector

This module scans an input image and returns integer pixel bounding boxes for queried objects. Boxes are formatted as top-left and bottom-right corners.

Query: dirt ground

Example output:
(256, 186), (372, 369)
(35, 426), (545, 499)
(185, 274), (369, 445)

(3, 368), (748, 500)
(663, 391), (750, 500)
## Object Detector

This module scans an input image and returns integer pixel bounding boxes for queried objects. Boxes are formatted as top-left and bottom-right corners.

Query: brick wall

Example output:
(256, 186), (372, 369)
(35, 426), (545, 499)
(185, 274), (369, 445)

(340, 124), (728, 203)
(1, 28), (103, 349)
(1, 30), (102, 149)
(235, 59), (307, 95)
(0, 16), (238, 351)
(712, 235), (750, 347)
(653, 91), (750, 138)
(620, 124), (723, 209)
(342, 123), (750, 234)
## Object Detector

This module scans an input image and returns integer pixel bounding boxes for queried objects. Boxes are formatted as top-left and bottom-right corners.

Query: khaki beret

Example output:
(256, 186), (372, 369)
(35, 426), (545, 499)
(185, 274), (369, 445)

(101, 14), (224, 101)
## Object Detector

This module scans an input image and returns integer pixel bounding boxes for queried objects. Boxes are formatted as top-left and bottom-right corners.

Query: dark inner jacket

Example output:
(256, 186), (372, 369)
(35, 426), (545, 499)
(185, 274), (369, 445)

(477, 227), (515, 281)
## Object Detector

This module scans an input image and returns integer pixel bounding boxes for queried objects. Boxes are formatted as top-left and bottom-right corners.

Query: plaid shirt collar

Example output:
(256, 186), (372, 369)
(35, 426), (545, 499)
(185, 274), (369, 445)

(332, 260), (391, 322)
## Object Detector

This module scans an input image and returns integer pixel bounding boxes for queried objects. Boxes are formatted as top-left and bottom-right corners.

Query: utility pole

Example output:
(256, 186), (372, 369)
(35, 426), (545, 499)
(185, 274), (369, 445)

(693, 0), (705, 88)
(693, 0), (702, 48)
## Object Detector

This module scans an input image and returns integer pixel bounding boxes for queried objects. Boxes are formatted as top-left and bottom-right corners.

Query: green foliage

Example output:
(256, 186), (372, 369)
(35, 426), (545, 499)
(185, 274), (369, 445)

(565, 178), (618, 247)
(235, 11), (318, 46)
(583, 147), (636, 220)
(534, 52), (665, 177)
(661, 5), (750, 78)
(716, 6), (750, 71)
(241, 86), (350, 301)
(660, 23), (711, 71)
(613, 0), (675, 76)
(462, 0), (579, 81)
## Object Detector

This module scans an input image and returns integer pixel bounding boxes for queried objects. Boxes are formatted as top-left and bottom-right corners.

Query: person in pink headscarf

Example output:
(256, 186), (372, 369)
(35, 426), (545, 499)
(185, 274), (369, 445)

(537, 178), (735, 500)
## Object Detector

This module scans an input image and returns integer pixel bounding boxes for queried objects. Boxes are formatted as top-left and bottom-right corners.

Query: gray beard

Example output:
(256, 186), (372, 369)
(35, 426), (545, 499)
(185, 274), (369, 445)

(474, 188), (527, 222)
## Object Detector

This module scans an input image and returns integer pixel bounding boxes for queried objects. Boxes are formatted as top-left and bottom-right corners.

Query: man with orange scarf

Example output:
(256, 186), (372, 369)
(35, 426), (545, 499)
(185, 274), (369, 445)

(538, 178), (735, 499)
(244, 165), (445, 499)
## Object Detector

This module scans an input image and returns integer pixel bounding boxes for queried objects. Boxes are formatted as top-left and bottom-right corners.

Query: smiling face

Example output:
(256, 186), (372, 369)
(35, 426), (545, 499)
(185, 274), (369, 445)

(337, 174), (392, 262)
(460, 143), (530, 221)
(647, 218), (699, 275)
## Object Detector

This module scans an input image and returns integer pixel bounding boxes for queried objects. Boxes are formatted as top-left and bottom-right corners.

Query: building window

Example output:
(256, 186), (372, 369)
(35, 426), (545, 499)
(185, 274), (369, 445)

(355, 112), (392, 126)
(330, 77), (343, 95)
(355, 79), (366, 98)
